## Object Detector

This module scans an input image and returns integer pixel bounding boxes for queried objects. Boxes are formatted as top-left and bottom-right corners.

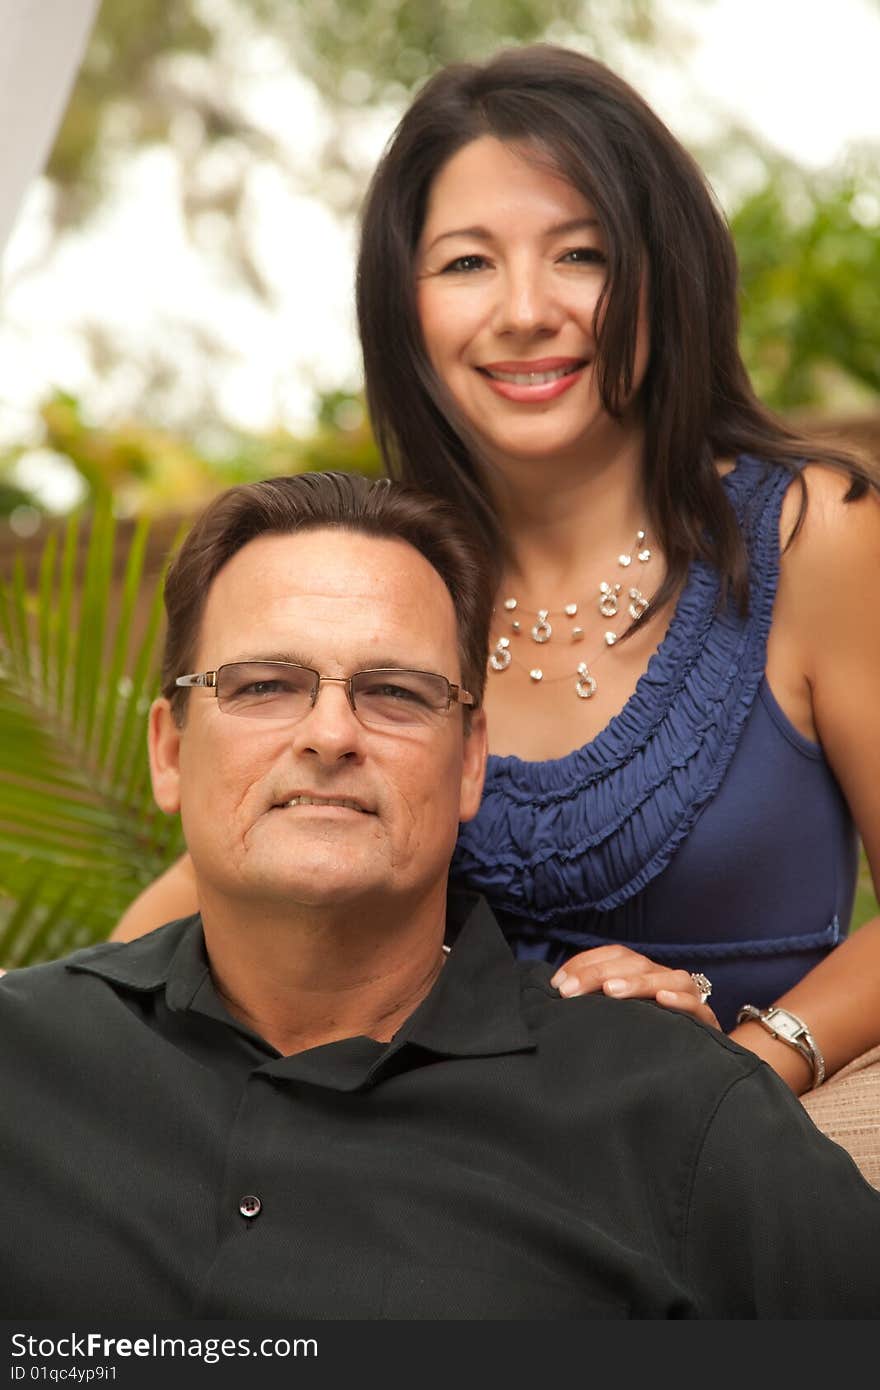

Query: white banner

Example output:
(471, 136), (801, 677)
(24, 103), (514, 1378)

(0, 0), (100, 258)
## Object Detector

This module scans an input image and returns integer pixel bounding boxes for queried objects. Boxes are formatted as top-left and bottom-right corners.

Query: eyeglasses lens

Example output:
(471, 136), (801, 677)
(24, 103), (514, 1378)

(350, 670), (448, 726)
(217, 663), (315, 718)
(215, 663), (449, 726)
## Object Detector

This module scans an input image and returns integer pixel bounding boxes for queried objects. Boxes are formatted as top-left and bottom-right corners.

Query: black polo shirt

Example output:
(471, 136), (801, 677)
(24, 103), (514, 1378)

(2, 895), (879, 1319)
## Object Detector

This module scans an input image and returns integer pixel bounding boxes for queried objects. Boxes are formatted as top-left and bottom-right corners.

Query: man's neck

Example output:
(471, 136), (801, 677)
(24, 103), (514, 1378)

(197, 885), (450, 1056)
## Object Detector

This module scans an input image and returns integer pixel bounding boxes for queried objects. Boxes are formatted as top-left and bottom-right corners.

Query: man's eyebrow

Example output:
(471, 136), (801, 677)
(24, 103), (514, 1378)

(423, 217), (599, 253)
(228, 654), (428, 672)
(354, 657), (435, 672)
(230, 652), (312, 667)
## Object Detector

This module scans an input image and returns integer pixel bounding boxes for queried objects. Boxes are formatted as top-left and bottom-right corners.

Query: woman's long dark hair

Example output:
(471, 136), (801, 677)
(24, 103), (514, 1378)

(356, 43), (875, 615)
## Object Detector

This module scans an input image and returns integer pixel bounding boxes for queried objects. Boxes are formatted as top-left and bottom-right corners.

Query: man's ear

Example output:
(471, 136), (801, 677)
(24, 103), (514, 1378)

(148, 697), (182, 815)
(458, 708), (488, 824)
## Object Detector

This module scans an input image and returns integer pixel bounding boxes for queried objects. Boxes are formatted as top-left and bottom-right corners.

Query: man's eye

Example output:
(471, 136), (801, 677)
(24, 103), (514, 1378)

(440, 254), (489, 273)
(237, 680), (290, 697)
(365, 682), (425, 703)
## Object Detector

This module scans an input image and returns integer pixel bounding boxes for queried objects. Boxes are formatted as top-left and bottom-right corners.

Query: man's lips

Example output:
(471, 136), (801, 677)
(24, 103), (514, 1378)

(270, 793), (375, 815)
(476, 358), (587, 402)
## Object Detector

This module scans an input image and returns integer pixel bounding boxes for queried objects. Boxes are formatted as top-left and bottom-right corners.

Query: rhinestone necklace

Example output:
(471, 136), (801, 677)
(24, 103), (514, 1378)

(488, 529), (652, 700)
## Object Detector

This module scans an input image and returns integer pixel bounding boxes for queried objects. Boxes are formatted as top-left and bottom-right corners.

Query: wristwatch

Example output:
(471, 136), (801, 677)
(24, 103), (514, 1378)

(735, 1005), (826, 1089)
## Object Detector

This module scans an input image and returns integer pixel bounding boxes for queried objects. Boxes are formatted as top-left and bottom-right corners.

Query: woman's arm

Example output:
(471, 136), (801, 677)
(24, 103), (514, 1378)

(553, 468), (880, 1095)
(110, 853), (198, 942)
(730, 466), (880, 1092)
(729, 918), (880, 1092)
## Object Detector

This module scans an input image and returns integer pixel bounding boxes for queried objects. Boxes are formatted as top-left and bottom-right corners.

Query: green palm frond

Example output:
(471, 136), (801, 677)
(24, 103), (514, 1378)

(0, 499), (186, 965)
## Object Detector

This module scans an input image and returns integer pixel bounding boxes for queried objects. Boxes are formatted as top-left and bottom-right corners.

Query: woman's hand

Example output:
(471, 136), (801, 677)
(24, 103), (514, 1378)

(550, 945), (721, 1029)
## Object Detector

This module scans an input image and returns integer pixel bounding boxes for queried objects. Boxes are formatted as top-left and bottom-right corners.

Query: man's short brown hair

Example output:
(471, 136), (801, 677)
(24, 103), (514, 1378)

(161, 471), (492, 725)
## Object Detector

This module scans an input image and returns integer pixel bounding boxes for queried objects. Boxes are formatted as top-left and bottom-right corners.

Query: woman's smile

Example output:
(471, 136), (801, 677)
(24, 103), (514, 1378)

(477, 356), (587, 403)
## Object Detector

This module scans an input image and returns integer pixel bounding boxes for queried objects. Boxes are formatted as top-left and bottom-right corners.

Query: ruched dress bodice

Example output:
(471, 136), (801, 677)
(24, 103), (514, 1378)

(451, 457), (859, 1029)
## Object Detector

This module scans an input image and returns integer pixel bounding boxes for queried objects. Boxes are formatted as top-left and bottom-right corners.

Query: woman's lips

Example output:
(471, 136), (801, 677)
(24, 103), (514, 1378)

(477, 359), (586, 403)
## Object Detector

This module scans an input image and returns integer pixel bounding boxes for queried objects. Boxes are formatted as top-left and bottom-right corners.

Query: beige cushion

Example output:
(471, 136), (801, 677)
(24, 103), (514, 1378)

(801, 1044), (880, 1189)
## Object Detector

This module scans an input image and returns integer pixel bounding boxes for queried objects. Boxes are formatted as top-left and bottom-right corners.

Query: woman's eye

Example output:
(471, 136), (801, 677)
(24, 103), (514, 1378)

(560, 246), (606, 265)
(440, 253), (489, 273)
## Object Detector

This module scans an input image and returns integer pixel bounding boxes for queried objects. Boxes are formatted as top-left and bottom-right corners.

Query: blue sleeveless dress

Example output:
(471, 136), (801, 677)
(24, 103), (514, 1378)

(451, 456), (859, 1031)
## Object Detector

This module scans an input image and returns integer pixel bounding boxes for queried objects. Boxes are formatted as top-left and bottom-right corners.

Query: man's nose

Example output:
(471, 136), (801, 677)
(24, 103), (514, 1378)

(292, 679), (363, 762)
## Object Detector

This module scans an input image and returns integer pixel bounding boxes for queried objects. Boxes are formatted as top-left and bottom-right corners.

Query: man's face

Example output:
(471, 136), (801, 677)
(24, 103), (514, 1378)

(149, 528), (487, 915)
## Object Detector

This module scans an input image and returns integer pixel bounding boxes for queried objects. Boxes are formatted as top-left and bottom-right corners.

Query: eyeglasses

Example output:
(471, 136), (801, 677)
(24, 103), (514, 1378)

(175, 661), (475, 729)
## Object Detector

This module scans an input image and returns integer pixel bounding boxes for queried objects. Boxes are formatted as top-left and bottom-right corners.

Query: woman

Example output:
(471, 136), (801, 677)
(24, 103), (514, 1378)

(114, 45), (880, 1107)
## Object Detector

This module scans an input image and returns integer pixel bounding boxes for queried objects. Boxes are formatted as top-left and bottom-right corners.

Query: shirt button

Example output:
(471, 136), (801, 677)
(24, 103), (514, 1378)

(239, 1194), (262, 1219)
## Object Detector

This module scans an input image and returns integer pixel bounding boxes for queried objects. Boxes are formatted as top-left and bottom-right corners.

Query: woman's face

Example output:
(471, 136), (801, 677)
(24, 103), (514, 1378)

(415, 136), (649, 474)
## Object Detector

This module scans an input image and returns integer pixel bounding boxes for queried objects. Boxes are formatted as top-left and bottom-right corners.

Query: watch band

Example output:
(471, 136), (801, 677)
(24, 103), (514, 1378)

(736, 1005), (826, 1089)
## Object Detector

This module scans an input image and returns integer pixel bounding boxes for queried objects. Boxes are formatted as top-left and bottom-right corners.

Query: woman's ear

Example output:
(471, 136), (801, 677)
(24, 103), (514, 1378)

(148, 697), (182, 815)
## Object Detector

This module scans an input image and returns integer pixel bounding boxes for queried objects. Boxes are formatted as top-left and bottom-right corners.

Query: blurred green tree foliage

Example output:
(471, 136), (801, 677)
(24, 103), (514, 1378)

(46, 0), (216, 225)
(11, 389), (379, 518)
(44, 0), (659, 229)
(253, 0), (658, 104)
(732, 162), (880, 411)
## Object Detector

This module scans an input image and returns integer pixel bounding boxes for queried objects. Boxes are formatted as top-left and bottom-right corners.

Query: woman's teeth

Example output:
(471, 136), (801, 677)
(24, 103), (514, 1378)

(483, 364), (582, 385)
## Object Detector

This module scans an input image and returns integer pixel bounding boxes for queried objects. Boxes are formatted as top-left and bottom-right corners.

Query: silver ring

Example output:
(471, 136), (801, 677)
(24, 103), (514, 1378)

(690, 972), (712, 1005)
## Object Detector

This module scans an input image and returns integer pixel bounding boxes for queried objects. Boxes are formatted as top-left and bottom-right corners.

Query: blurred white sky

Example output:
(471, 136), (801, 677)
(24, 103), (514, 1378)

(1, 0), (879, 511)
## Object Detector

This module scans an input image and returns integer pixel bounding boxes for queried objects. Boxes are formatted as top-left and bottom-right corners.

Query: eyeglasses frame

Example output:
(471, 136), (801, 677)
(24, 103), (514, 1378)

(174, 660), (475, 726)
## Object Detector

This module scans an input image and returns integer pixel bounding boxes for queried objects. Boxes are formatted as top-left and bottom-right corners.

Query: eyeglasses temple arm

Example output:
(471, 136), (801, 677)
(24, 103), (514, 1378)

(175, 672), (217, 689)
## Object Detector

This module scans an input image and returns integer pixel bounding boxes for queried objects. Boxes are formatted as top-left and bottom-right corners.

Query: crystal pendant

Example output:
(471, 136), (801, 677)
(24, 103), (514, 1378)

(531, 610), (552, 643)
(575, 662), (597, 699)
(628, 588), (649, 621)
(489, 636), (511, 672)
(598, 581), (621, 618)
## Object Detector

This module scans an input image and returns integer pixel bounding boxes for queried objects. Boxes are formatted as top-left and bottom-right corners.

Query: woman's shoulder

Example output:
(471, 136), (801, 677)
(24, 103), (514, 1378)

(778, 460), (880, 558)
(724, 454), (880, 579)
(774, 460), (880, 684)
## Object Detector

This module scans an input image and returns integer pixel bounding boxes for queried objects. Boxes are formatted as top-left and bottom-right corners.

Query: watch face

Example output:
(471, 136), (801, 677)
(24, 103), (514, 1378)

(768, 1010), (803, 1043)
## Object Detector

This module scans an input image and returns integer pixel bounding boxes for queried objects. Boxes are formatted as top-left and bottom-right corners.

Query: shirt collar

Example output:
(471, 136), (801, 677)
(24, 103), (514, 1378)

(67, 913), (206, 998)
(393, 892), (534, 1060)
(67, 893), (535, 1085)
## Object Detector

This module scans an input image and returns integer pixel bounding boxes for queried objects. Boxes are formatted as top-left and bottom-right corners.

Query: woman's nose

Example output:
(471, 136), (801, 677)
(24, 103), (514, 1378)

(493, 261), (561, 337)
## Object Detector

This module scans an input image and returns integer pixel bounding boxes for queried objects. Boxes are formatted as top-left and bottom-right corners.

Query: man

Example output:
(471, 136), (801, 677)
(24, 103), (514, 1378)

(2, 471), (879, 1319)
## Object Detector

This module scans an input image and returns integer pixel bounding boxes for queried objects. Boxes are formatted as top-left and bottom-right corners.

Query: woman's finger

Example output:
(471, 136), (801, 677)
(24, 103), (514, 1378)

(656, 988), (721, 1030)
(550, 947), (653, 994)
(602, 968), (698, 999)
(555, 961), (688, 998)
